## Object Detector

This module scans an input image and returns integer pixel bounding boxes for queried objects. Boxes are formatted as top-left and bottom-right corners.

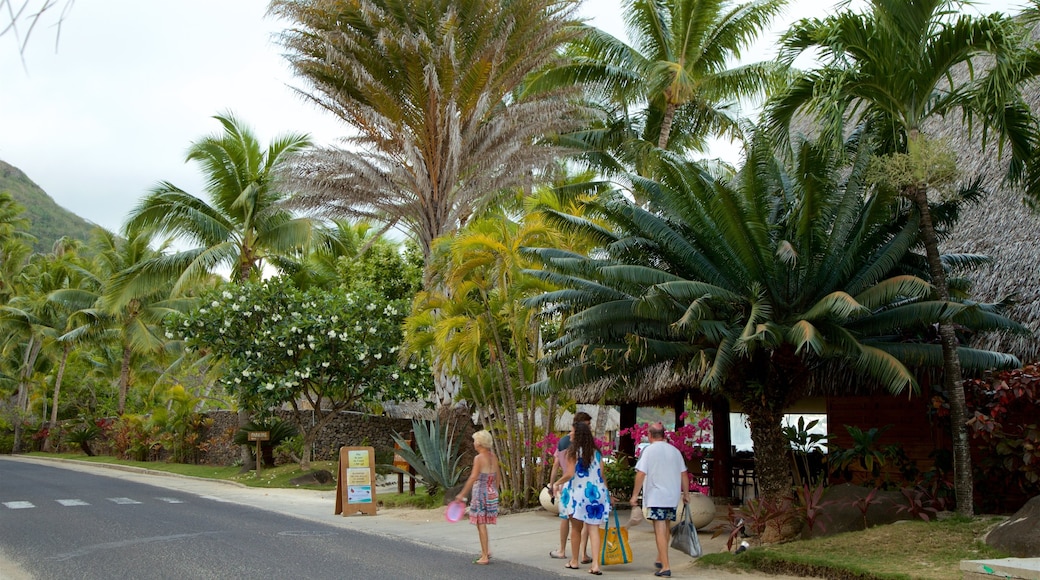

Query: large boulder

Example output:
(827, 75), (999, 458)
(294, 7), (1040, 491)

(985, 495), (1040, 557)
(807, 484), (915, 538)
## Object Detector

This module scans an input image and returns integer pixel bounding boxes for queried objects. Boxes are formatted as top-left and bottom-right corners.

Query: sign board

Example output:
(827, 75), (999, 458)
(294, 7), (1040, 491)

(247, 431), (270, 441)
(335, 446), (377, 516)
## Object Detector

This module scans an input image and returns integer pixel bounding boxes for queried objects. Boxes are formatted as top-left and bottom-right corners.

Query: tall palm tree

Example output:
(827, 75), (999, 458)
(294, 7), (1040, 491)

(525, 134), (1025, 503)
(54, 228), (186, 415)
(0, 240), (84, 451)
(123, 112), (315, 292)
(764, 0), (1040, 516)
(272, 0), (587, 405)
(536, 0), (786, 176)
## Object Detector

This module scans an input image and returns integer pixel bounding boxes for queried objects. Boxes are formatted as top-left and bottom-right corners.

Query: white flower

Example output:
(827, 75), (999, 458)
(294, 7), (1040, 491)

(165, 332), (173, 339)
(265, 383), (275, 391)
(321, 361), (330, 368)
(391, 373), (399, 380)
(231, 303), (240, 311)
(369, 327), (377, 333)
(354, 325), (362, 332)
(366, 303), (377, 311)
(287, 349), (294, 356)
(307, 335), (315, 342)
(234, 378), (241, 384)
(327, 330), (337, 337)
(374, 353), (382, 360)
(409, 363), (417, 370)
(331, 316), (339, 323)
(211, 301), (219, 308)
(222, 291), (233, 300)
(358, 353), (367, 361)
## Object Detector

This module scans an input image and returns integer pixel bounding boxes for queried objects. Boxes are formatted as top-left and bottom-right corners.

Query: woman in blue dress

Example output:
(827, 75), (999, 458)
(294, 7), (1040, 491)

(552, 421), (610, 575)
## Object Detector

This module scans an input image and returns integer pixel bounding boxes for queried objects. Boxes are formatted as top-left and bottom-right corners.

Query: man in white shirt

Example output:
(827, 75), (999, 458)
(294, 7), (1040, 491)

(630, 422), (689, 577)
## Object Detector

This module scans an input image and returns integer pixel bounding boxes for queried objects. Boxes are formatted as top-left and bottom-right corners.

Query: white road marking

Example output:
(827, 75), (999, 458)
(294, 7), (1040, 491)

(107, 497), (141, 505)
(2, 501), (34, 509)
(55, 499), (89, 506)
(156, 497), (184, 504)
(198, 495), (235, 503)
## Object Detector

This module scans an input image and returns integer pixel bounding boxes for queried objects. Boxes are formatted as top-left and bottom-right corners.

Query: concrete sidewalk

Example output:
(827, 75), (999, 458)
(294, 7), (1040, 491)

(3, 456), (800, 579)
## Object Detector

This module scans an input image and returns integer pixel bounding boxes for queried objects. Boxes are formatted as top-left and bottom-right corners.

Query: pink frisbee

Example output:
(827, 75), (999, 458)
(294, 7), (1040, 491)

(445, 500), (467, 522)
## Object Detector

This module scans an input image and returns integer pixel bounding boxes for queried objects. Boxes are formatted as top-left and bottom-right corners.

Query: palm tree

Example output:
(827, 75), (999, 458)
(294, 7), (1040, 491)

(123, 112), (315, 292)
(0, 239), (84, 451)
(0, 192), (35, 305)
(524, 134), (1025, 504)
(272, 0), (587, 405)
(54, 228), (186, 416)
(536, 0), (786, 176)
(764, 0), (1040, 516)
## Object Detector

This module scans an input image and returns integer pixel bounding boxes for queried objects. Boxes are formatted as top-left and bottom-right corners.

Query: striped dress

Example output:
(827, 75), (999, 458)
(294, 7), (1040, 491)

(468, 472), (499, 525)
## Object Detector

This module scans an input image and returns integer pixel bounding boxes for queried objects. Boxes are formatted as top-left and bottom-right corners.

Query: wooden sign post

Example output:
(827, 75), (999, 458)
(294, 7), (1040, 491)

(247, 431), (270, 475)
(335, 446), (377, 516)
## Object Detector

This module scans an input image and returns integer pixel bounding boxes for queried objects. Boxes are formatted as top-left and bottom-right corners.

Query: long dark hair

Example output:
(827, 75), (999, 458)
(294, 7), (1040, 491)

(568, 421), (598, 470)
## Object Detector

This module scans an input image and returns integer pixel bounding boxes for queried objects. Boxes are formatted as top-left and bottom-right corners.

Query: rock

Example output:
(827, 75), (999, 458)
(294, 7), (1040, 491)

(986, 495), (1040, 557)
(687, 492), (716, 530)
(289, 469), (335, 486)
(807, 484), (913, 537)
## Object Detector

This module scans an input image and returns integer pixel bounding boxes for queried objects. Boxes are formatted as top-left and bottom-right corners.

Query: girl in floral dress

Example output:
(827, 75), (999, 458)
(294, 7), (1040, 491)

(455, 430), (500, 565)
(553, 421), (610, 575)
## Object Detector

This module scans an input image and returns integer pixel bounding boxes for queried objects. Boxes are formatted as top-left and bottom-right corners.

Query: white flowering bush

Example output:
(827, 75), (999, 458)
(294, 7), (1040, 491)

(167, 276), (431, 467)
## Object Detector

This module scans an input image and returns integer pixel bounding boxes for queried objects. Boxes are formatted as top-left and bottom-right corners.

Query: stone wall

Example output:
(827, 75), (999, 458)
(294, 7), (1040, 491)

(200, 410), (414, 466)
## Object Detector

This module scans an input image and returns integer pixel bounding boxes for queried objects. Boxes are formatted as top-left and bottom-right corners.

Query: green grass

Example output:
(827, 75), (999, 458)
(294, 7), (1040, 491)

(29, 452), (337, 490)
(699, 515), (1008, 580)
(378, 487), (445, 509)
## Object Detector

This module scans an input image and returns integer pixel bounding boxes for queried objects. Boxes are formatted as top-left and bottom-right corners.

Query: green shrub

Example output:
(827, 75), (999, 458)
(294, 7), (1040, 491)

(390, 418), (465, 494)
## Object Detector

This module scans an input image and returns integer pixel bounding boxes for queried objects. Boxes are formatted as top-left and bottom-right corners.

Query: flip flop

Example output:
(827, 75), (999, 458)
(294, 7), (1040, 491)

(589, 570), (602, 576)
(550, 550), (567, 559)
(472, 559), (489, 565)
(565, 563), (579, 569)
(581, 556), (594, 564)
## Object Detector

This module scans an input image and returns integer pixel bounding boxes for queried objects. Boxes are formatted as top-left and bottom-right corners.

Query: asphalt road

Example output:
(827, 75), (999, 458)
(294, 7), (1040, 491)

(0, 460), (561, 580)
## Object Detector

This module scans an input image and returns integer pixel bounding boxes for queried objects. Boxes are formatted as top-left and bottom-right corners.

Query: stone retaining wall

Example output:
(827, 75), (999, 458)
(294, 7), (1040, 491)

(201, 410), (414, 466)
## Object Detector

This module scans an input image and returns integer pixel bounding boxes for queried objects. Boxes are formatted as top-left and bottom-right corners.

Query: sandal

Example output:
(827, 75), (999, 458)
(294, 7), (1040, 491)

(581, 556), (594, 564)
(550, 550), (567, 559)
(589, 570), (602, 576)
(565, 563), (580, 570)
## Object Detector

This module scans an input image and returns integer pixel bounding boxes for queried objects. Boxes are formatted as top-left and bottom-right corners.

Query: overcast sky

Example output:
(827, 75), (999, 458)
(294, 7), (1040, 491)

(0, 0), (1020, 234)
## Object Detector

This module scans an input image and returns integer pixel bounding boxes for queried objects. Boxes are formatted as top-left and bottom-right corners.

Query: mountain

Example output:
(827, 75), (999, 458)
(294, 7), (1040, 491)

(0, 159), (100, 253)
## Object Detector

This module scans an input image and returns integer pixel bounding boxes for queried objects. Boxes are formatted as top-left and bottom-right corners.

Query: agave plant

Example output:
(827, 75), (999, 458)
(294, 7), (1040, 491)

(390, 418), (467, 495)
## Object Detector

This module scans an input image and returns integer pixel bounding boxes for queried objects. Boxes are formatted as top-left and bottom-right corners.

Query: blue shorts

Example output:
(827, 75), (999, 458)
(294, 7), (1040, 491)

(646, 506), (677, 521)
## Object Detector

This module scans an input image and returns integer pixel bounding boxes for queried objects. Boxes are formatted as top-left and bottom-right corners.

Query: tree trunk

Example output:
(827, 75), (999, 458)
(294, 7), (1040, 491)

(711, 395), (733, 499)
(743, 398), (788, 503)
(117, 343), (132, 416)
(658, 102), (677, 150)
(238, 408), (255, 472)
(910, 186), (973, 516)
(12, 337), (42, 454)
(43, 343), (72, 452)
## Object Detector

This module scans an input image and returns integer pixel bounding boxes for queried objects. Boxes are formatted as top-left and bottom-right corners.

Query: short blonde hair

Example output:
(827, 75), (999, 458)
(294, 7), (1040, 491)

(472, 430), (493, 449)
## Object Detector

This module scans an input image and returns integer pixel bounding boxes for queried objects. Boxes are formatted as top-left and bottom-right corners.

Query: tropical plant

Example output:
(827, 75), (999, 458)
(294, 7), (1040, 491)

(766, 0), (1040, 516)
(272, 0), (588, 407)
(851, 486), (882, 530)
(965, 362), (1040, 513)
(404, 206), (558, 507)
(233, 417), (300, 468)
(537, 0), (787, 178)
(170, 277), (431, 469)
(122, 112), (315, 291)
(793, 482), (832, 538)
(52, 227), (184, 416)
(390, 418), (467, 494)
(524, 133), (1026, 505)
(781, 416), (829, 487)
(65, 420), (102, 456)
